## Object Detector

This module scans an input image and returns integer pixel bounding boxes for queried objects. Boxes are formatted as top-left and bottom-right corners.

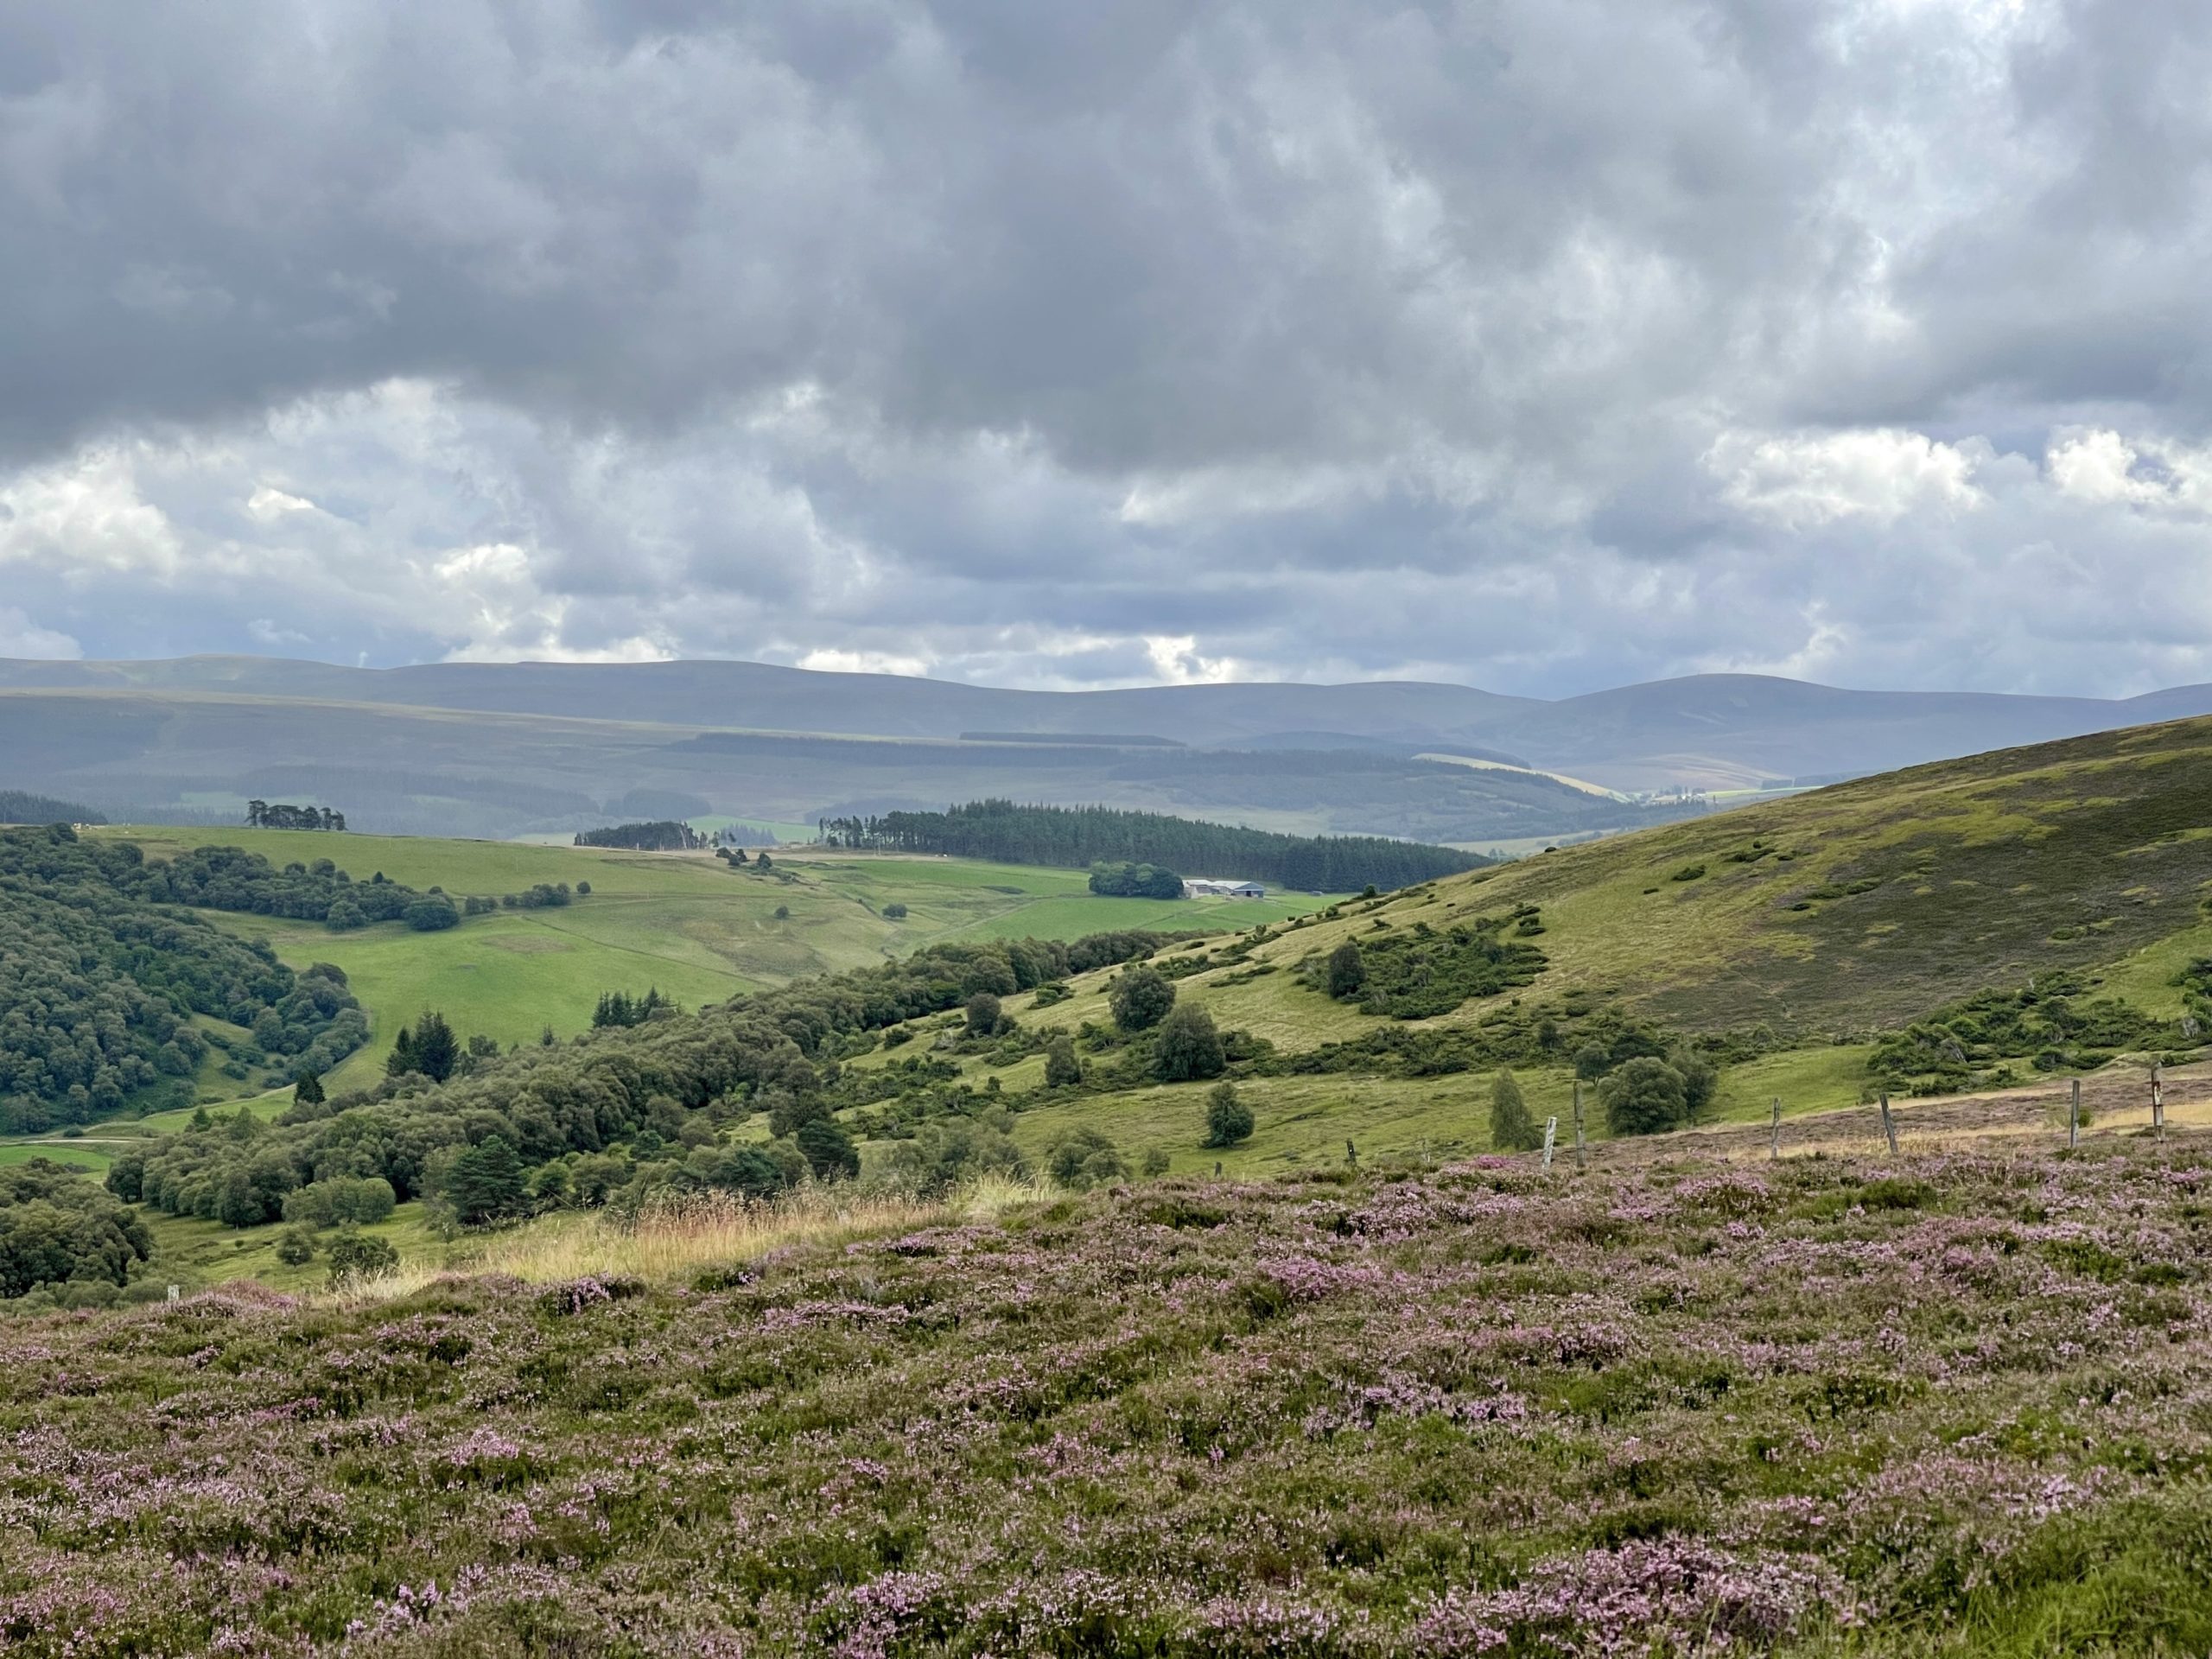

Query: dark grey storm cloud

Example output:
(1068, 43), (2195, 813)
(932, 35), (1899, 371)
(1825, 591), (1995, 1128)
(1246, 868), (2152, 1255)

(1, 0), (2209, 694)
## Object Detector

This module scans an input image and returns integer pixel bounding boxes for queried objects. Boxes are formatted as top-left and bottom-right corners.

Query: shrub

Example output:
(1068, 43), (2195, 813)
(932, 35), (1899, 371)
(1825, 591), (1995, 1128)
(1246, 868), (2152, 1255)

(1490, 1069), (1541, 1150)
(793, 1116), (861, 1182)
(1154, 1003), (1226, 1083)
(282, 1176), (397, 1229)
(1141, 1147), (1172, 1176)
(275, 1225), (317, 1266)
(773, 905), (791, 920)
(1602, 1057), (1690, 1136)
(403, 896), (460, 931)
(1110, 966), (1176, 1033)
(881, 902), (908, 919)
(325, 1227), (398, 1287)
(1203, 1081), (1254, 1147)
(966, 992), (1003, 1036)
(1044, 1034), (1083, 1088)
(1047, 1128), (1129, 1190)
(1325, 939), (1366, 998)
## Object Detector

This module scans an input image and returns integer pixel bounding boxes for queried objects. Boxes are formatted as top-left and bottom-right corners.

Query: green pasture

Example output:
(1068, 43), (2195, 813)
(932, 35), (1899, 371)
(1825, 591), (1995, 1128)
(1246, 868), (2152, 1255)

(84, 828), (1343, 1092)
(0, 1142), (117, 1173)
(140, 1202), (453, 1294)
(1002, 1065), (1592, 1178)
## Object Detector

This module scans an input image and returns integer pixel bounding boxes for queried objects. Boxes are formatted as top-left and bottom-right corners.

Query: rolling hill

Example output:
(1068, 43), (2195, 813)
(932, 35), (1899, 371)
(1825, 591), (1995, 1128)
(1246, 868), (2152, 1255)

(0, 686), (1683, 845)
(73, 828), (1346, 1097)
(888, 710), (2212, 1173)
(9, 652), (2212, 796)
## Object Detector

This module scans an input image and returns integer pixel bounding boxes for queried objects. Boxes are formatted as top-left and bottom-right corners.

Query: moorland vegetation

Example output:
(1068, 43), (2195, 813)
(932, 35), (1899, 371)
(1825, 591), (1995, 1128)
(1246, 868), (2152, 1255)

(8, 1147), (2212, 1654)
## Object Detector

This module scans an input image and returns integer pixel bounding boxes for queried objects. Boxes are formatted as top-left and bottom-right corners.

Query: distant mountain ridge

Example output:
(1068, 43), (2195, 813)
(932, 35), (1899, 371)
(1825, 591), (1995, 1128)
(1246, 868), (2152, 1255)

(2, 654), (2207, 791)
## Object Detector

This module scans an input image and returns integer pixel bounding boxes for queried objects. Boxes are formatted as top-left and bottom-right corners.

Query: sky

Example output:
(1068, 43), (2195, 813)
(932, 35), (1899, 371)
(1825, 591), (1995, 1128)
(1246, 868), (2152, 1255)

(1, 0), (2209, 698)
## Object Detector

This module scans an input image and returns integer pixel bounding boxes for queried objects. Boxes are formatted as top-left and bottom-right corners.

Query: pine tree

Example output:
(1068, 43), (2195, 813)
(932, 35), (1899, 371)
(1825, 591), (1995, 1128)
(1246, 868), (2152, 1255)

(411, 1012), (460, 1084)
(293, 1070), (325, 1106)
(384, 1025), (418, 1078)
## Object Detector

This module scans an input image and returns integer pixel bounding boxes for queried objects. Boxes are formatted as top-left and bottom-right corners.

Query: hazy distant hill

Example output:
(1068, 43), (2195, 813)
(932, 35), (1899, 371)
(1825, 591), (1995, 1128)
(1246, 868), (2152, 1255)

(3, 654), (2210, 837)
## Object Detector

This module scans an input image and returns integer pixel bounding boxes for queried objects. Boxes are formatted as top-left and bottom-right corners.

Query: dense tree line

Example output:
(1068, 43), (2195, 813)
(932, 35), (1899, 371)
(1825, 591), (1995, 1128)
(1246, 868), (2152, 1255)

(109, 928), (1185, 1230)
(0, 791), (101, 825)
(246, 801), (346, 831)
(817, 800), (1487, 891)
(0, 826), (369, 1132)
(0, 1158), (155, 1299)
(575, 821), (706, 851)
(130, 842), (454, 929)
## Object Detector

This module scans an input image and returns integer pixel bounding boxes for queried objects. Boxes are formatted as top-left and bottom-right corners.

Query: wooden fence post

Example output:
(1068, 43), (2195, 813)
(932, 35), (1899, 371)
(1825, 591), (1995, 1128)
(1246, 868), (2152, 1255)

(2069, 1077), (2081, 1149)
(1541, 1116), (1558, 1170)
(2152, 1061), (2165, 1139)
(1878, 1090), (1899, 1156)
(1770, 1096), (1782, 1162)
(1573, 1080), (1587, 1169)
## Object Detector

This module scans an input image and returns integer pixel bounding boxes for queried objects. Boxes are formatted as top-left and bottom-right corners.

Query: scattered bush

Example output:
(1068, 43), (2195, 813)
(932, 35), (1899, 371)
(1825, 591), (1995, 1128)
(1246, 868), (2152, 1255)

(1110, 965), (1177, 1033)
(324, 1227), (399, 1287)
(1044, 1034), (1083, 1088)
(1490, 1068), (1541, 1150)
(1154, 1003), (1227, 1083)
(1602, 1057), (1690, 1136)
(1203, 1081), (1254, 1147)
(1046, 1128), (1129, 1190)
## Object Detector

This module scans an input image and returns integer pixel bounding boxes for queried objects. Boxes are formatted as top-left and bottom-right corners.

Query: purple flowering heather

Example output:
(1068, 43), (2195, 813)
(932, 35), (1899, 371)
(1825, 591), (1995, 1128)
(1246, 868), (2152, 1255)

(4, 1145), (2212, 1653)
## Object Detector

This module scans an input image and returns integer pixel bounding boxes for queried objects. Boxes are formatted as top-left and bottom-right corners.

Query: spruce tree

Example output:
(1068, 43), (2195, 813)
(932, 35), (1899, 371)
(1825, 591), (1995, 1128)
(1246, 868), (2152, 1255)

(410, 1012), (461, 1083)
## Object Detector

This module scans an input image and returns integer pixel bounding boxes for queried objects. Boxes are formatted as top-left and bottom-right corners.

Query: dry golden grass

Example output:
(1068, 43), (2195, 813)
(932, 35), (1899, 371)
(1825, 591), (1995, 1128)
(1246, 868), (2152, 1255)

(348, 1173), (1052, 1304)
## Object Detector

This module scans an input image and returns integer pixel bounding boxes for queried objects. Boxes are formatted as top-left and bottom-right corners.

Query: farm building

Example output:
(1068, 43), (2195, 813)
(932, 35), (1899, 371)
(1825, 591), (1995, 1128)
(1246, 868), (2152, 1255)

(1183, 878), (1267, 899)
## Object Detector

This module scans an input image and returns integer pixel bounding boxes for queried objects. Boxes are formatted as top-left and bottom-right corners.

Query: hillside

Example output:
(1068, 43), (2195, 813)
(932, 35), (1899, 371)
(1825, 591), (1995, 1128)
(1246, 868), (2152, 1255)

(0, 688), (1686, 846)
(11, 652), (2212, 793)
(74, 828), (1342, 1092)
(887, 711), (2212, 1173)
(8, 721), (2212, 1652)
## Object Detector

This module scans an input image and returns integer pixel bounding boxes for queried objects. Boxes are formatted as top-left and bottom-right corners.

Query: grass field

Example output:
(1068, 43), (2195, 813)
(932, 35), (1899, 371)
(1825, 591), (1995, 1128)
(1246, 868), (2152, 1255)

(85, 827), (1344, 1090)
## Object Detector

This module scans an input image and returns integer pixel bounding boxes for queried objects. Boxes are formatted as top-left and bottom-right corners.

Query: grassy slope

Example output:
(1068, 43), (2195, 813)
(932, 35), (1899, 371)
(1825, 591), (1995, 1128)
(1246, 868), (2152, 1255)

(903, 715), (2212, 1169)
(0, 831), (1342, 1288)
(85, 828), (1338, 1092)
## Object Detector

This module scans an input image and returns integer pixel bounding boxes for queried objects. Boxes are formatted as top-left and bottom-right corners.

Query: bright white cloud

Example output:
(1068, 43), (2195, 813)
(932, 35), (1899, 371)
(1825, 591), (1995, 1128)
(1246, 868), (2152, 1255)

(2046, 428), (2212, 512)
(796, 647), (935, 678)
(0, 447), (181, 576)
(1707, 429), (1988, 529)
